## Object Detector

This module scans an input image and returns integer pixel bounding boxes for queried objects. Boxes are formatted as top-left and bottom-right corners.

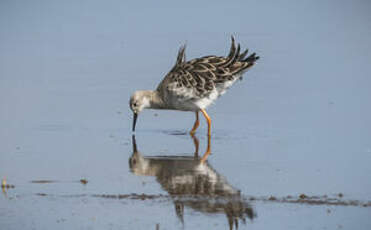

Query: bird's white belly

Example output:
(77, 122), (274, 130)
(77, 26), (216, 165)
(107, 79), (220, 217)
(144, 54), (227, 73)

(167, 89), (219, 111)
(166, 74), (241, 111)
(194, 89), (218, 109)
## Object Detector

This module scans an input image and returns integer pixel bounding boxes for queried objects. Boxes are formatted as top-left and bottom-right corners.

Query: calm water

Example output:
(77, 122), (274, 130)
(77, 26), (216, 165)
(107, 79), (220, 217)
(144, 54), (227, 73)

(1, 1), (371, 229)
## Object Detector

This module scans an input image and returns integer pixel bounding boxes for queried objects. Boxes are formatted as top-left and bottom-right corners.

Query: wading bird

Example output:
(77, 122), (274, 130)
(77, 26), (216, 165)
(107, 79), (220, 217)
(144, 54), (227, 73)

(129, 36), (259, 136)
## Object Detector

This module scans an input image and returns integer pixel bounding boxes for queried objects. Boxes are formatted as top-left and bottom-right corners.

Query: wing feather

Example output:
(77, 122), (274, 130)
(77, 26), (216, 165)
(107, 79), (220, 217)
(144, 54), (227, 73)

(157, 37), (259, 102)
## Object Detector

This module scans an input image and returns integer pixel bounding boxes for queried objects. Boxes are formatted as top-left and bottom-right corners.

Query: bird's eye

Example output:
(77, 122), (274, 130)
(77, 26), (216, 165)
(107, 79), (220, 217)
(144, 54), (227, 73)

(133, 102), (137, 107)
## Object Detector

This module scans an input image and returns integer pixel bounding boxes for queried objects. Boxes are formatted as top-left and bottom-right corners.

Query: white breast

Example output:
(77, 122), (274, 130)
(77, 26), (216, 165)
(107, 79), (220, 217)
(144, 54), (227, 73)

(194, 89), (219, 109)
(165, 73), (242, 111)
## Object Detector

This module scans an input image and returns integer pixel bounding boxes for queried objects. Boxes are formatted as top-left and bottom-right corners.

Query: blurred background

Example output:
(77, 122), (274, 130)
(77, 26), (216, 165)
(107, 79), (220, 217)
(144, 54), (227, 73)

(1, 0), (370, 229)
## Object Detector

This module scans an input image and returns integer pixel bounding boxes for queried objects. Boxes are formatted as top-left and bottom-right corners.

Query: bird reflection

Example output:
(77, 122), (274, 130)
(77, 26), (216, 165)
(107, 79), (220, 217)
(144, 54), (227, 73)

(129, 135), (255, 229)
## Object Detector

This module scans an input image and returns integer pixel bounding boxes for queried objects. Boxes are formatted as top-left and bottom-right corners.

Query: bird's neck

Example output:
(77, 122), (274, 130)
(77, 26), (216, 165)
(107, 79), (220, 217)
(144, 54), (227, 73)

(144, 90), (166, 110)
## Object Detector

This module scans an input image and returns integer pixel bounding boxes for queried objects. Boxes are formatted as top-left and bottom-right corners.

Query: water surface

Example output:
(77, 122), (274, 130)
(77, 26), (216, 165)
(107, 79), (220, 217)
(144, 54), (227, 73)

(1, 1), (371, 229)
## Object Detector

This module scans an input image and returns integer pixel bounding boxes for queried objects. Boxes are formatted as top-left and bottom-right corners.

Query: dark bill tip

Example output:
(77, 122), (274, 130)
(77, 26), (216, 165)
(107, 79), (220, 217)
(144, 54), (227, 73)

(132, 112), (138, 132)
(132, 134), (137, 152)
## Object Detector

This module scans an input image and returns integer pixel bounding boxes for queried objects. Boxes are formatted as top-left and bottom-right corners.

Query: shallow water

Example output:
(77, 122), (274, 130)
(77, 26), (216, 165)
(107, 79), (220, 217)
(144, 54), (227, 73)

(1, 1), (371, 229)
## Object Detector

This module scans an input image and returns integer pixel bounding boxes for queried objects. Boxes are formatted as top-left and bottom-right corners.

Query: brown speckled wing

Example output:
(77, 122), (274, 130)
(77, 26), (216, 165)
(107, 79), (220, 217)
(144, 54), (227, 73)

(157, 36), (259, 99)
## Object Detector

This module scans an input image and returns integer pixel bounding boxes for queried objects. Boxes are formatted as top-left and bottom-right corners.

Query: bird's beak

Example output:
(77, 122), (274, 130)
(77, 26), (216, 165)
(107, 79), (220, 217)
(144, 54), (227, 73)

(132, 134), (137, 152)
(132, 112), (138, 132)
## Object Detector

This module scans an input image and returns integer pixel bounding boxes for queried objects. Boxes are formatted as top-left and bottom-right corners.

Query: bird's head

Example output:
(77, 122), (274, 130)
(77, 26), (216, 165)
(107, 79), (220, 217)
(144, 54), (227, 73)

(129, 91), (151, 131)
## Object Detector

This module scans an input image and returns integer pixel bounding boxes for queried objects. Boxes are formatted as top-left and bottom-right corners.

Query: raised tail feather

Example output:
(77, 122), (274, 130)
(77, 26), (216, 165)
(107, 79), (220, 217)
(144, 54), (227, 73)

(221, 36), (259, 70)
(225, 36), (259, 79)
(176, 44), (187, 66)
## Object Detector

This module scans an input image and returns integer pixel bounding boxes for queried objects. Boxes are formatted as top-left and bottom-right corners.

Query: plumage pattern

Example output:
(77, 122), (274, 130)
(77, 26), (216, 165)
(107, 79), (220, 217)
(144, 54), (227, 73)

(157, 36), (259, 104)
(129, 36), (259, 133)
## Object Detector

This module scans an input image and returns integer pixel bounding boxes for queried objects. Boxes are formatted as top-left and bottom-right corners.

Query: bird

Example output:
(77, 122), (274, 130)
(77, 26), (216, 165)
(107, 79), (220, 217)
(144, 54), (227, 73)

(129, 36), (259, 136)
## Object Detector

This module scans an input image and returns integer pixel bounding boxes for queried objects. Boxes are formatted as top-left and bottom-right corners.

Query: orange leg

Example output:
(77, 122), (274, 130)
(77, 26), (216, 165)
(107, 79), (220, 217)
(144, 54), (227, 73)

(190, 112), (200, 135)
(200, 109), (211, 137)
(200, 134), (211, 163)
